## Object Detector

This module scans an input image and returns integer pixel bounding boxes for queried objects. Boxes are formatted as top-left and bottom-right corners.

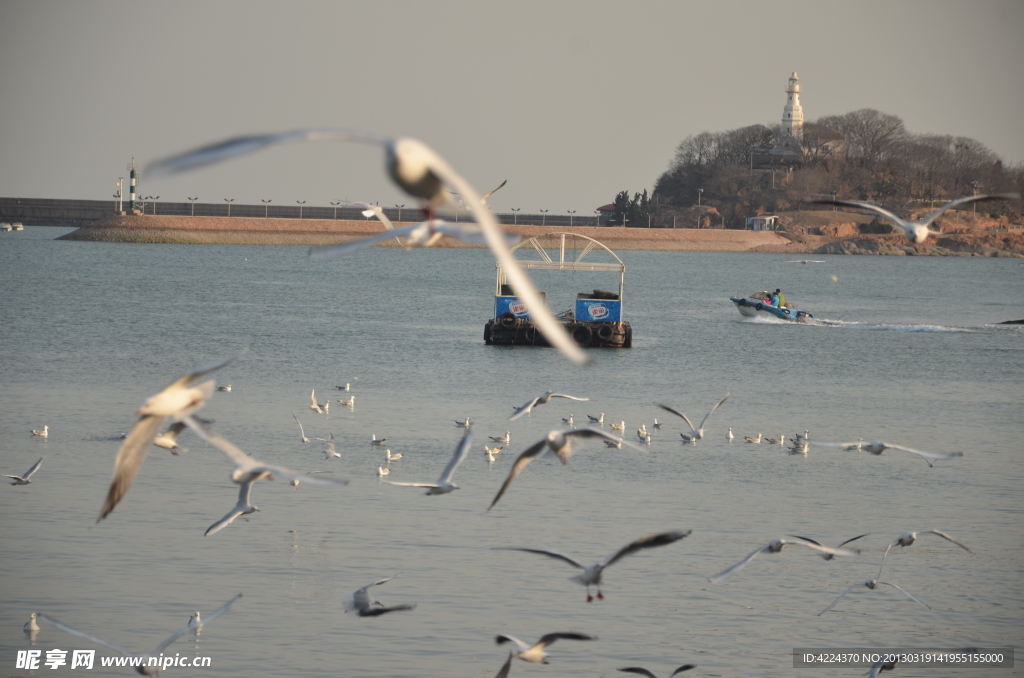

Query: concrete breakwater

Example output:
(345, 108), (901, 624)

(57, 215), (809, 252)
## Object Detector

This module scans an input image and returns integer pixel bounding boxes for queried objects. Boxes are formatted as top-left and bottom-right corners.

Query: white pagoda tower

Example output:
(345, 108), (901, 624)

(782, 71), (804, 141)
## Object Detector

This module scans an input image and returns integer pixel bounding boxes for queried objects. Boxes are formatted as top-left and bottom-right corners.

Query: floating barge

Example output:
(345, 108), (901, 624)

(484, 232), (632, 349)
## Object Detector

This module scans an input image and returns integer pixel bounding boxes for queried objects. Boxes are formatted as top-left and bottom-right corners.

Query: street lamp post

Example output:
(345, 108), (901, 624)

(539, 209), (548, 226)
(117, 178), (124, 213)
(262, 199), (273, 218)
(567, 210), (576, 227)
(188, 197), (199, 216)
(394, 204), (405, 222)
(831, 190), (837, 212)
(224, 198), (235, 217)
(330, 201), (341, 219)
(143, 196), (159, 215)
(697, 188), (703, 207)
(296, 200), (306, 219)
(510, 207), (520, 225)
(594, 210), (600, 227)
(113, 192), (120, 212)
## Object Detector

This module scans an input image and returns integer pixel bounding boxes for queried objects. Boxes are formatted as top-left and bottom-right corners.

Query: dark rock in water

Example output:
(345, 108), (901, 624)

(998, 319), (1024, 325)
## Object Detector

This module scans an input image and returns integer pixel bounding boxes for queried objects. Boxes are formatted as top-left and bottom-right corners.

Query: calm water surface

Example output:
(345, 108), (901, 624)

(1, 227), (1022, 677)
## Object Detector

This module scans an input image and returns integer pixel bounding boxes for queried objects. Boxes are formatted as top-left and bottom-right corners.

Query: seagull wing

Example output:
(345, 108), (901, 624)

(788, 535), (823, 546)
(487, 438), (549, 510)
(876, 581), (929, 609)
(434, 221), (521, 248)
(669, 666), (697, 677)
(807, 440), (867, 449)
(549, 393), (590, 402)
(494, 653), (514, 678)
(493, 547), (587, 570)
(357, 603), (416, 617)
(495, 634), (532, 652)
(709, 544), (770, 583)
(923, 529), (972, 553)
(566, 427), (646, 452)
(885, 443), (962, 467)
(617, 669), (658, 678)
(417, 141), (588, 365)
(205, 482), (254, 536)
(23, 457), (44, 480)
(837, 533), (870, 549)
(36, 614), (135, 657)
(509, 395), (543, 421)
(807, 198), (910, 234)
(97, 414), (165, 522)
(292, 413), (306, 437)
(536, 632), (596, 648)
(308, 223), (423, 259)
(382, 481), (440, 488)
(437, 427), (473, 484)
(817, 580), (869, 616)
(601, 529), (693, 568)
(344, 201), (395, 229)
(151, 594), (242, 655)
(145, 129), (383, 178)
(918, 193), (1021, 227)
(697, 393), (730, 431)
(166, 348), (247, 390)
(480, 179), (508, 202)
(655, 402), (695, 432)
(788, 539), (858, 559)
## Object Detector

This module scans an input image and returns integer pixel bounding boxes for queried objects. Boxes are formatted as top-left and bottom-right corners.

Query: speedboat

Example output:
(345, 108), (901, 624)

(730, 291), (812, 322)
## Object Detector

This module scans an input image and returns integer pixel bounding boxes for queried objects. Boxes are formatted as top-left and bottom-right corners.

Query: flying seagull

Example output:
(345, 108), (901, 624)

(383, 427), (472, 494)
(205, 481), (259, 536)
(656, 393), (729, 443)
(809, 440), (963, 467)
(153, 422), (189, 455)
(488, 427), (642, 510)
(309, 389), (324, 414)
(38, 594), (242, 675)
(495, 631), (595, 666)
(875, 530), (971, 580)
(146, 130), (588, 365)
(322, 433), (340, 460)
(343, 575), (415, 617)
(342, 200), (404, 246)
(807, 193), (1020, 251)
(788, 534), (869, 560)
(818, 577), (928, 616)
(97, 348), (246, 522)
(618, 665), (696, 678)
(495, 529), (692, 601)
(5, 458), (43, 485)
(509, 391), (590, 421)
(449, 178), (508, 206)
(709, 538), (858, 583)
(291, 413), (310, 443)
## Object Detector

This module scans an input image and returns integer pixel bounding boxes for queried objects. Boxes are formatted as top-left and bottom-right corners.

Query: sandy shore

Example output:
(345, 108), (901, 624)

(57, 215), (818, 252)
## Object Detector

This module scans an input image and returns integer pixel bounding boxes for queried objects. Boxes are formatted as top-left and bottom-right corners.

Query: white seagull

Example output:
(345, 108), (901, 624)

(31, 425), (48, 438)
(205, 481), (259, 536)
(147, 130), (589, 365)
(563, 414), (575, 427)
(509, 391), (590, 421)
(807, 193), (1020, 251)
(291, 413), (310, 443)
(337, 395), (355, 407)
(24, 613), (40, 632)
(744, 433), (762, 444)
(183, 416), (349, 490)
(709, 538), (859, 583)
(611, 421), (626, 432)
(343, 575), (415, 617)
(343, 200), (404, 246)
(383, 427), (472, 495)
(587, 413), (605, 424)
(38, 594), (242, 675)
(788, 534), (869, 560)
(309, 389), (323, 414)
(494, 632), (595, 671)
(489, 431), (511, 444)
(495, 529), (692, 601)
(322, 433), (340, 460)
(97, 348), (245, 522)
(656, 393), (730, 443)
(818, 578), (928, 616)
(785, 259), (825, 264)
(377, 466), (390, 477)
(455, 417), (471, 428)
(153, 422), (189, 455)
(385, 449), (403, 462)
(484, 446), (503, 462)
(726, 427), (734, 441)
(618, 664), (696, 678)
(809, 440), (963, 467)
(875, 530), (972, 580)
(370, 435), (387, 445)
(488, 427), (643, 510)
(5, 458), (43, 485)
(652, 418), (662, 430)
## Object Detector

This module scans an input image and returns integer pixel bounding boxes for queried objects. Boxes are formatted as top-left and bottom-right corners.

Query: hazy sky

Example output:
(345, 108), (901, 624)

(1, 0), (1021, 213)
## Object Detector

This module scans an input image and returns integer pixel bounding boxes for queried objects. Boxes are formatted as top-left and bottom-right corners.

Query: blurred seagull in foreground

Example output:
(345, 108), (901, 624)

(488, 427), (643, 510)
(97, 348), (246, 522)
(818, 577), (928, 615)
(867, 658), (899, 678)
(205, 481), (259, 536)
(875, 530), (972, 580)
(494, 529), (692, 601)
(494, 631), (595, 669)
(343, 575), (415, 617)
(807, 193), (1020, 251)
(809, 440), (963, 467)
(147, 130), (588, 365)
(788, 534), (869, 560)
(153, 422), (189, 455)
(383, 427), (472, 495)
(5, 458), (43, 485)
(656, 393), (729, 443)
(509, 391), (590, 421)
(709, 538), (858, 583)
(618, 664), (696, 678)
(38, 594), (242, 675)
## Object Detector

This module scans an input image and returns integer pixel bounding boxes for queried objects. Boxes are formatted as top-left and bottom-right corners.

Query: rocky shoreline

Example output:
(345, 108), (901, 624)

(56, 214), (1024, 256)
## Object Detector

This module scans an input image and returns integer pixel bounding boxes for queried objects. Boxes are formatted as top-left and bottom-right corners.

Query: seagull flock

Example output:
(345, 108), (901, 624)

(9, 129), (1000, 677)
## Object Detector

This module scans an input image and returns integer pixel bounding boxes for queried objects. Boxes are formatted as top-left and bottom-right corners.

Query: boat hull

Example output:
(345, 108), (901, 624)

(730, 297), (812, 322)
(485, 317), (631, 348)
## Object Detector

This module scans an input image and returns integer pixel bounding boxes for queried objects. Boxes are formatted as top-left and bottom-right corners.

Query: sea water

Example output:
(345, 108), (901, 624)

(1, 227), (1021, 677)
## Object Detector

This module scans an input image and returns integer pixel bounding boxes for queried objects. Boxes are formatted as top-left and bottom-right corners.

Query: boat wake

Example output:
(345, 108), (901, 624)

(811, 318), (981, 333)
